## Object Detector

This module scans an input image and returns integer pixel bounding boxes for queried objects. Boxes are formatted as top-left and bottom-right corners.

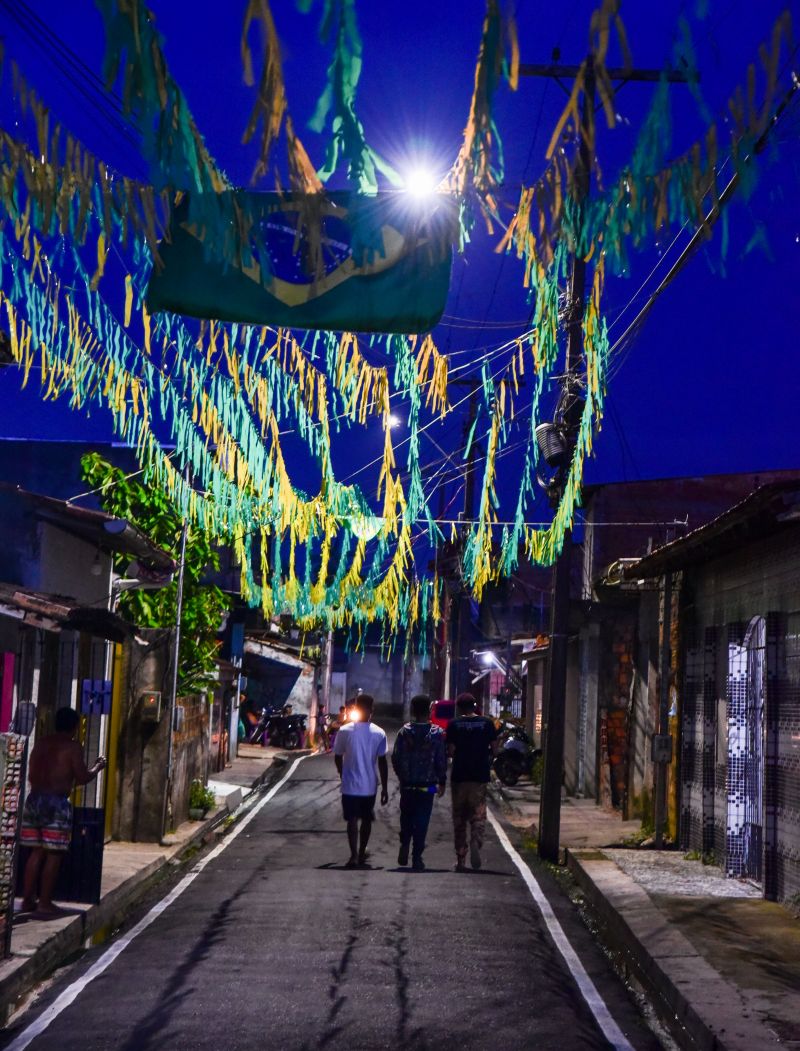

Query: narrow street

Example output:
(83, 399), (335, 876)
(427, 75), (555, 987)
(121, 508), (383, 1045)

(2, 752), (664, 1051)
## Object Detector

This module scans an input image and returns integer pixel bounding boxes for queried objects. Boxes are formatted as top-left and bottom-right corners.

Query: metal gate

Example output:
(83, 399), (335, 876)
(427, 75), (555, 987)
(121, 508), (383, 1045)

(726, 617), (765, 882)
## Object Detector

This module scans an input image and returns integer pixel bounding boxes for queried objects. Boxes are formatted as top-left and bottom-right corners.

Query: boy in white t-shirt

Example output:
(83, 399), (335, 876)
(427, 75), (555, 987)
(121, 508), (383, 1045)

(333, 694), (389, 868)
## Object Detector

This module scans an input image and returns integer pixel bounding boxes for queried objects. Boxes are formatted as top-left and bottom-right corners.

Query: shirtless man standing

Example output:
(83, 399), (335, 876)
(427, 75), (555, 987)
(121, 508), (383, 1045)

(20, 707), (106, 916)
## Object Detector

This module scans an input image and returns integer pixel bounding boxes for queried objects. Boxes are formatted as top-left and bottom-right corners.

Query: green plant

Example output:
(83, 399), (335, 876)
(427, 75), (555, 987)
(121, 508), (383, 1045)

(81, 452), (231, 694)
(621, 825), (652, 847)
(683, 849), (717, 865)
(530, 754), (544, 786)
(189, 779), (216, 813)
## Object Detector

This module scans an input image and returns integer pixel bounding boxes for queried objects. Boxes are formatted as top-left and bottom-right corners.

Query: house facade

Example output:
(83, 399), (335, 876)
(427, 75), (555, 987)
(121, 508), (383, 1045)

(624, 482), (800, 903)
(570, 470), (800, 812)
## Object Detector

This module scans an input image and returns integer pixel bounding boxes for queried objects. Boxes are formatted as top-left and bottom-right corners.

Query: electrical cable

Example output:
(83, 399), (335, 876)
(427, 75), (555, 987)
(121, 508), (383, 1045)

(0, 0), (145, 170)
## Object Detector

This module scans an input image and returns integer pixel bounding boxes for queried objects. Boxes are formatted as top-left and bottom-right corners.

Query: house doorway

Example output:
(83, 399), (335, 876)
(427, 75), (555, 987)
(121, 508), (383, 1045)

(726, 616), (765, 883)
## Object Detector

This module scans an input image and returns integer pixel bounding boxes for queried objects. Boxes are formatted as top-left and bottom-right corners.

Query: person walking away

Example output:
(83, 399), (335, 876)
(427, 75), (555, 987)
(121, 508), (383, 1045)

(20, 707), (107, 916)
(391, 695), (447, 871)
(446, 693), (498, 872)
(333, 694), (388, 867)
(316, 705), (331, 753)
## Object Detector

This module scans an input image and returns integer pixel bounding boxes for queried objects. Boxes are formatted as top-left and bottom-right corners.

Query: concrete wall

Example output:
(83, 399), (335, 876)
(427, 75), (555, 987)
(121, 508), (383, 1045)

(39, 522), (113, 605)
(112, 630), (213, 840)
(563, 639), (581, 794)
(679, 527), (800, 903)
(345, 650), (425, 717)
(112, 630), (171, 842)
(170, 694), (211, 826)
(628, 591), (659, 825)
(243, 640), (314, 715)
(577, 624), (600, 798)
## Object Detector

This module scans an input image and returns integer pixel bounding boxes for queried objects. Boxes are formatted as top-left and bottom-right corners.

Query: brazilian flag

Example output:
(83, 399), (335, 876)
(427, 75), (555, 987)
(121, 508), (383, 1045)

(146, 190), (455, 334)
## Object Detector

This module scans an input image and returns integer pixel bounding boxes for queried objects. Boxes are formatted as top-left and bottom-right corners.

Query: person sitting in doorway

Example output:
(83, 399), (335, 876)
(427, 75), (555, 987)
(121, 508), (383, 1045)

(20, 707), (106, 918)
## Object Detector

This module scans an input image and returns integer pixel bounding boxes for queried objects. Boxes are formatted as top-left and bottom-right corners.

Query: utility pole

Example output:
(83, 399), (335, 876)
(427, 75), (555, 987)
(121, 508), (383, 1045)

(320, 627), (333, 715)
(536, 56), (594, 863)
(162, 466), (190, 839)
(523, 56), (693, 864)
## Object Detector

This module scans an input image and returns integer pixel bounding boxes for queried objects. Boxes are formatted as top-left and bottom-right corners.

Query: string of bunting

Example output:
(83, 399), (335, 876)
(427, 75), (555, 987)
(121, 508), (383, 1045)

(0, 0), (794, 653)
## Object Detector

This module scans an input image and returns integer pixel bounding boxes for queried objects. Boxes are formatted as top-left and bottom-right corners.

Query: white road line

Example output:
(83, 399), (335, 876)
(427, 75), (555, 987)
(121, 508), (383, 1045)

(6, 756), (310, 1051)
(487, 808), (635, 1051)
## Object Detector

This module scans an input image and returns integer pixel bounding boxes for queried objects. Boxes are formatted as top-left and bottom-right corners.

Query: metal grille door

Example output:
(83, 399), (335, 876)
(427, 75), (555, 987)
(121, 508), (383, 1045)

(743, 617), (765, 881)
(726, 618), (765, 882)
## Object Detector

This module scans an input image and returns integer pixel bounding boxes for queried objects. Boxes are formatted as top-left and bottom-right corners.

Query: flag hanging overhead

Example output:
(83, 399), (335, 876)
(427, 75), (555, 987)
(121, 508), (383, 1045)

(146, 191), (456, 334)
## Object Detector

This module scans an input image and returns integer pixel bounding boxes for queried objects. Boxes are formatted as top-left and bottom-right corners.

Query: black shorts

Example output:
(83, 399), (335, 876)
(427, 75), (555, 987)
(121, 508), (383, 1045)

(341, 793), (376, 821)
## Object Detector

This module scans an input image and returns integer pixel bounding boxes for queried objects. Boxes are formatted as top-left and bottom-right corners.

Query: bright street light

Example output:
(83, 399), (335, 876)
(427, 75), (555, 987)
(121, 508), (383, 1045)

(402, 167), (438, 198)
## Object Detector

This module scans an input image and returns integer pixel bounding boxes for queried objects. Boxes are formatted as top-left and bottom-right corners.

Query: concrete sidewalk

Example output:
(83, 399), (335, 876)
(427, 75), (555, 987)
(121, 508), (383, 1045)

(0, 743), (289, 1021)
(491, 779), (800, 1051)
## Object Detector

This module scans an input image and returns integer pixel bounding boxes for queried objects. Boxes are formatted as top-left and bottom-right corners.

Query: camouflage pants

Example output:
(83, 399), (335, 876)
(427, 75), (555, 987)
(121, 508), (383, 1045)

(451, 781), (487, 861)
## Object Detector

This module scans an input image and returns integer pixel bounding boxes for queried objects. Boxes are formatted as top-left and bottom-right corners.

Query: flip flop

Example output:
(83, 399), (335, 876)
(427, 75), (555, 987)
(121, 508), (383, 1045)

(32, 906), (78, 920)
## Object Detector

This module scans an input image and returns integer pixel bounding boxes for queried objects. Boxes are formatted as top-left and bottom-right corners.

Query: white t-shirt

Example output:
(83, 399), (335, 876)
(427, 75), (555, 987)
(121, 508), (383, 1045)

(333, 721), (387, 796)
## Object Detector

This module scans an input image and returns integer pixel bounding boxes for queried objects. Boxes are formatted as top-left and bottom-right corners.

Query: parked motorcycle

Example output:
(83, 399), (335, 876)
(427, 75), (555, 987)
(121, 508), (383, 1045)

(493, 722), (541, 786)
(267, 712), (307, 750)
(246, 704), (283, 744)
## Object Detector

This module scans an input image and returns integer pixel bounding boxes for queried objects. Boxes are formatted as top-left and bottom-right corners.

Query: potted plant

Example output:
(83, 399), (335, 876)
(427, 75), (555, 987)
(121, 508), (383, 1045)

(188, 779), (216, 820)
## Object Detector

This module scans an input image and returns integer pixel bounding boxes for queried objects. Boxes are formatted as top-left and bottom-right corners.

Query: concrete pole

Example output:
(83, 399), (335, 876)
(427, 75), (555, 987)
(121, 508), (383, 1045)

(402, 654), (412, 722)
(162, 472), (189, 839)
(321, 629), (333, 721)
(229, 666), (242, 763)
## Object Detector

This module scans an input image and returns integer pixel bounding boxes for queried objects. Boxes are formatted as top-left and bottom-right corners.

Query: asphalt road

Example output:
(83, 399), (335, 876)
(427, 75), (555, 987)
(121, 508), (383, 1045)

(2, 751), (665, 1051)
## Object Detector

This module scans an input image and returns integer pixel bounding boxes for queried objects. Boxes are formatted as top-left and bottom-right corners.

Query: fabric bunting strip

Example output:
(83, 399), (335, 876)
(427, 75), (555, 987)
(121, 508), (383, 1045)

(1, 0), (794, 651)
(0, 215), (439, 633)
(439, 0), (518, 236)
(302, 0), (400, 193)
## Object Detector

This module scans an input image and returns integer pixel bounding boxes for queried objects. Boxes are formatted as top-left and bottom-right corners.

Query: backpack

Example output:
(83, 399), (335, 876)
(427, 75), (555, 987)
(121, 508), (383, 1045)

(394, 723), (441, 785)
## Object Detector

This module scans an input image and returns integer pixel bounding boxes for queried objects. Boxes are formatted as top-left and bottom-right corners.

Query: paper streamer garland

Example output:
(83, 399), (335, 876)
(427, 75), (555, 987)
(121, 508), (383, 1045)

(0, 0), (793, 652)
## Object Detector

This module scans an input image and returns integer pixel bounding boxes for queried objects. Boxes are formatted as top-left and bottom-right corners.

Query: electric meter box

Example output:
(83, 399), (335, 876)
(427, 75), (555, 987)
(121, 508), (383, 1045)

(140, 691), (162, 722)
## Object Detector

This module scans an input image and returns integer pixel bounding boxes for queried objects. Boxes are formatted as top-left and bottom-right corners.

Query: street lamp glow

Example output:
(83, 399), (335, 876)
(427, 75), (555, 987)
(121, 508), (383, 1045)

(403, 167), (438, 198)
(388, 412), (402, 429)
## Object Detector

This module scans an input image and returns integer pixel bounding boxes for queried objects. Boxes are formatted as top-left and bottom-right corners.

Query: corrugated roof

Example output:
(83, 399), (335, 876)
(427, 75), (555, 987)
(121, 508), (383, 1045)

(0, 582), (133, 640)
(2, 485), (176, 572)
(621, 481), (800, 580)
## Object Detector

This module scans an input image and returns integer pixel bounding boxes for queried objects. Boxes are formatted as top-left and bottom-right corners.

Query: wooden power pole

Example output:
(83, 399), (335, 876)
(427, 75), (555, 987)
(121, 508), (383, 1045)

(523, 55), (693, 863)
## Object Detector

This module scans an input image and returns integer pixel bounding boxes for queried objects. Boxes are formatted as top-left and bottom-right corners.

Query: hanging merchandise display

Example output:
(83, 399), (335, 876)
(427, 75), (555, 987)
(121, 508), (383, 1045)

(0, 0), (795, 650)
(0, 734), (28, 957)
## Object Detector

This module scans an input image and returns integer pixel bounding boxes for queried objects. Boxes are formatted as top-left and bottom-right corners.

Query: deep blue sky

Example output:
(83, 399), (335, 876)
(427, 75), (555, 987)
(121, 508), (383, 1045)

(0, 0), (798, 512)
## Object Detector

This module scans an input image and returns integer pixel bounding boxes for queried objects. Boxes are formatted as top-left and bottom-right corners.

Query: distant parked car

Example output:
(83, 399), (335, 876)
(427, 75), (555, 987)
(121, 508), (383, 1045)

(429, 699), (455, 732)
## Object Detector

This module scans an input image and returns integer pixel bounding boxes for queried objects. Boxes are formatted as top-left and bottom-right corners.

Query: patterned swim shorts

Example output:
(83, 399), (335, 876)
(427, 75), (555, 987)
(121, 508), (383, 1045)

(20, 791), (73, 852)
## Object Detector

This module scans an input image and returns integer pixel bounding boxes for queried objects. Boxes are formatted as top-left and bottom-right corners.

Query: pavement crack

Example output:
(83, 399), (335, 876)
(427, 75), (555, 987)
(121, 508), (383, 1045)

(386, 880), (430, 1051)
(313, 879), (367, 1050)
(115, 860), (268, 1051)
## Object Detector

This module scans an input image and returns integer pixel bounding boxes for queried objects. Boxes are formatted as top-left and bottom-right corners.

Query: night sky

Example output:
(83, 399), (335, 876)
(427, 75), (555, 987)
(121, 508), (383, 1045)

(0, 0), (798, 513)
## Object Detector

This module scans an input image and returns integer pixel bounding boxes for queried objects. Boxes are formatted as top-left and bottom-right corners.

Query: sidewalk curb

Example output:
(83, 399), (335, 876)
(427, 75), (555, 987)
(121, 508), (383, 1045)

(565, 848), (773, 1051)
(487, 779), (535, 816)
(0, 752), (295, 1020)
